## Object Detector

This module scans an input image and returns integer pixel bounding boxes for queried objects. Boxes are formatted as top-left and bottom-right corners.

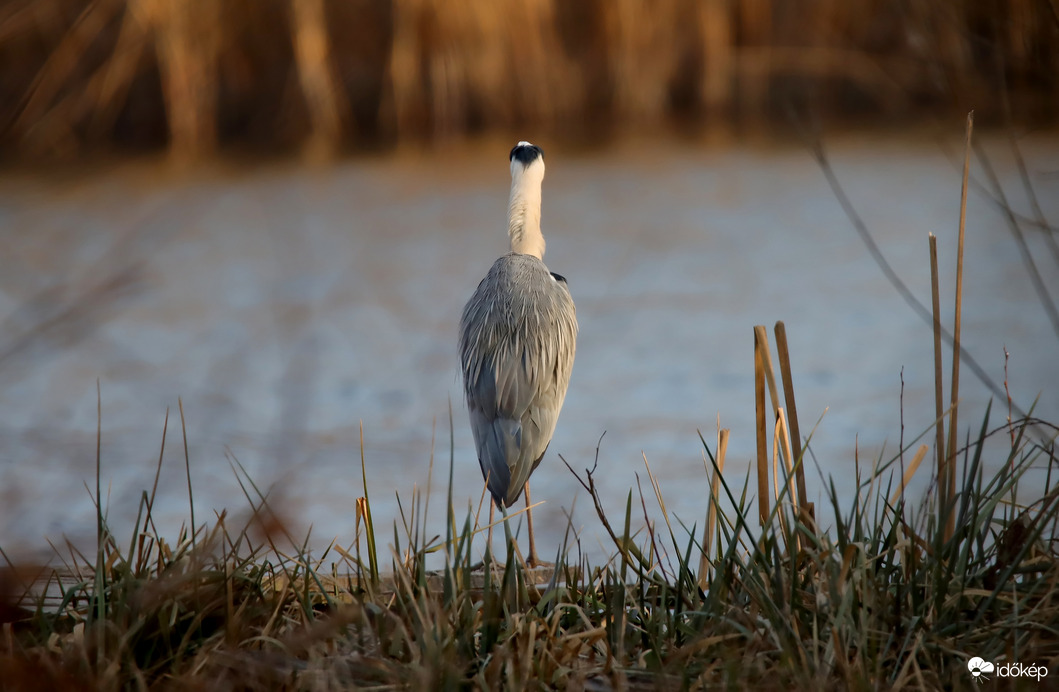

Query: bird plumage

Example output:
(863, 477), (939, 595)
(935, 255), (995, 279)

(458, 142), (577, 509)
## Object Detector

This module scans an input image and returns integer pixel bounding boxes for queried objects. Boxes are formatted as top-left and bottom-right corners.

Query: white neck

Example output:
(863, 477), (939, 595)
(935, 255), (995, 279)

(507, 157), (546, 259)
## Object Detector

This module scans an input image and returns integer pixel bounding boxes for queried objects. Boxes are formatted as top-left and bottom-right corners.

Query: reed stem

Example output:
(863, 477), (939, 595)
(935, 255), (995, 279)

(700, 427), (729, 588)
(775, 321), (810, 520)
(945, 111), (973, 541)
(929, 233), (946, 519)
(754, 327), (769, 527)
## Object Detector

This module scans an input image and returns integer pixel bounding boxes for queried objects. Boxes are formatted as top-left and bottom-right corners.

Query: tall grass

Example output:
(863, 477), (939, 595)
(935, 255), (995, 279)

(2, 0), (1058, 159)
(1, 385), (1055, 688)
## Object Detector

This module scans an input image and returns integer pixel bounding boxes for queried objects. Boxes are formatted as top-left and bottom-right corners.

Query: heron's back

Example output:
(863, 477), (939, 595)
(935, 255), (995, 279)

(459, 253), (577, 507)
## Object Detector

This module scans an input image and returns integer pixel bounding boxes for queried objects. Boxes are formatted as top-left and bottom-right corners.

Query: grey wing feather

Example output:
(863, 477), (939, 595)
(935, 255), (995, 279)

(459, 254), (577, 508)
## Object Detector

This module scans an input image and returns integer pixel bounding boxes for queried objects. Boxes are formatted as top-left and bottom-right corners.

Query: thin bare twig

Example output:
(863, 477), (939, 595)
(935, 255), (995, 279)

(1008, 134), (1059, 269)
(972, 142), (1059, 341)
(561, 432), (649, 572)
(806, 134), (1031, 423)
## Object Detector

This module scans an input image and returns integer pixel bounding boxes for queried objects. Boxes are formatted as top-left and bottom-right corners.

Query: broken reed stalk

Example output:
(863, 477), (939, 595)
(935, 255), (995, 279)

(700, 427), (729, 588)
(755, 324), (805, 539)
(889, 444), (929, 506)
(774, 320), (811, 521)
(945, 111), (973, 541)
(754, 328), (769, 527)
(754, 326), (782, 413)
(754, 324), (808, 541)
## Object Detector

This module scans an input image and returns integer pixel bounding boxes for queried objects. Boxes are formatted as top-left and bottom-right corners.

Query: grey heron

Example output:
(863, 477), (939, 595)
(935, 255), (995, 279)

(458, 141), (578, 566)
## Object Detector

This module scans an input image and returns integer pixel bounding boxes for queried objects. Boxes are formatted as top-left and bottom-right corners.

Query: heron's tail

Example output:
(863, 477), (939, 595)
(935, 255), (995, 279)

(471, 413), (521, 508)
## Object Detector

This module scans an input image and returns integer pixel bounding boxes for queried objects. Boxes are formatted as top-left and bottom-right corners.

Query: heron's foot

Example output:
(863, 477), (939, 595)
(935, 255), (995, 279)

(525, 554), (553, 571)
(470, 549), (504, 571)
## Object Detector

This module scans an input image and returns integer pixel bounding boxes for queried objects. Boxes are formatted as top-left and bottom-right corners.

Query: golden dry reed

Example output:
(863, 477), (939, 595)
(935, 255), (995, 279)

(1, 0), (1058, 158)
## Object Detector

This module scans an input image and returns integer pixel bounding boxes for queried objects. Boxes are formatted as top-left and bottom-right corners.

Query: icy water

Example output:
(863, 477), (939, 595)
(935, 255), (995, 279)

(2, 134), (1057, 563)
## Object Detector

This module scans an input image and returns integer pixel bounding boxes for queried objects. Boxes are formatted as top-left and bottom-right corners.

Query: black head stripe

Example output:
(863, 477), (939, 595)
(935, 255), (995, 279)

(510, 142), (544, 165)
(550, 272), (567, 284)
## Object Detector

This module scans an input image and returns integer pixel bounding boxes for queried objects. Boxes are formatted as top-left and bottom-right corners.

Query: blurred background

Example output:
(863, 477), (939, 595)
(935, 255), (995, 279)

(1, 0), (1057, 563)
(2, 0), (1059, 156)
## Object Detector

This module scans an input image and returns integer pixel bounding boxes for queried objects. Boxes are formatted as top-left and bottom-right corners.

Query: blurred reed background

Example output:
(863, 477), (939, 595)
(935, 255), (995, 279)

(2, 0), (1057, 160)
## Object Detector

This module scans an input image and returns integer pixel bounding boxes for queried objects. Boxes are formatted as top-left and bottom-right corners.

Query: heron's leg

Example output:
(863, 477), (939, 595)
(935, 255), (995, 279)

(487, 502), (495, 563)
(500, 503), (518, 567)
(525, 481), (539, 567)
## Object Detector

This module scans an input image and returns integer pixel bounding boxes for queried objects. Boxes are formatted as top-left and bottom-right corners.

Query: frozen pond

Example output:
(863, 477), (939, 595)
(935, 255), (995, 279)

(2, 134), (1057, 563)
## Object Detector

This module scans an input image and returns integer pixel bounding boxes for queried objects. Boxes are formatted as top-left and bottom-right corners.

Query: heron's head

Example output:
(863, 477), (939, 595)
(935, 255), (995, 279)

(509, 141), (545, 186)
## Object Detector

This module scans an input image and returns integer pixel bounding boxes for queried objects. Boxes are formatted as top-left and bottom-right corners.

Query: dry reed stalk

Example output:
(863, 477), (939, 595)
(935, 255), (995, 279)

(803, 0), (839, 110)
(753, 318), (785, 528)
(698, 0), (733, 112)
(754, 327), (769, 527)
(776, 411), (798, 512)
(86, 3), (151, 141)
(737, 0), (771, 116)
(774, 321), (809, 520)
(387, 0), (577, 139)
(776, 408), (801, 552)
(142, 0), (220, 160)
(604, 0), (682, 122)
(463, 1), (514, 127)
(889, 444), (928, 506)
(933, 2), (973, 98)
(945, 112), (973, 541)
(929, 233), (946, 513)
(291, 0), (347, 158)
(1008, 0), (1033, 65)
(426, 3), (474, 138)
(14, 1), (151, 153)
(502, 0), (575, 127)
(753, 325), (781, 413)
(385, 0), (424, 139)
(771, 415), (790, 541)
(699, 427), (729, 589)
(11, 0), (122, 152)
(0, 2), (37, 44)
(736, 47), (906, 108)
